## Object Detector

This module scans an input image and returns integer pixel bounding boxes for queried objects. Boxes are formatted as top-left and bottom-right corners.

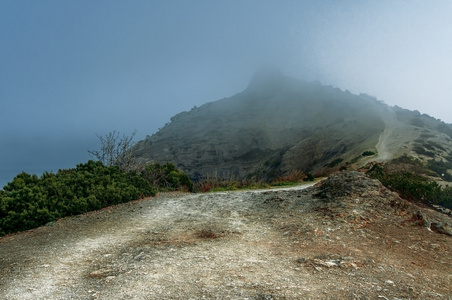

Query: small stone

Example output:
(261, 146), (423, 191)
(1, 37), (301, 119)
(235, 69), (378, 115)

(430, 243), (441, 250)
(89, 269), (113, 278)
(296, 257), (306, 263)
(134, 252), (145, 261)
(323, 260), (338, 267)
(430, 223), (452, 236)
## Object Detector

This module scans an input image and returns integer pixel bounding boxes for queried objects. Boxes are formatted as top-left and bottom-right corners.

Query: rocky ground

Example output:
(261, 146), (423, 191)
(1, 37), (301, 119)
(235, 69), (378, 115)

(1, 171), (452, 299)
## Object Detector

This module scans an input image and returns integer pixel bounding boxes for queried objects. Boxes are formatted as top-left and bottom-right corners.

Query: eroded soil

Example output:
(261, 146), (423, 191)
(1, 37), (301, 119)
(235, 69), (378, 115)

(1, 173), (451, 299)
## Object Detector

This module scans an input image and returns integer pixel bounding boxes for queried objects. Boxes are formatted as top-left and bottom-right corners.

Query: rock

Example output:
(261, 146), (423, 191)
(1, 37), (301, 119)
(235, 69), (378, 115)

(411, 211), (431, 228)
(134, 252), (145, 261)
(296, 257), (306, 264)
(430, 222), (452, 236)
(314, 171), (384, 201)
(89, 269), (113, 278)
(385, 280), (395, 285)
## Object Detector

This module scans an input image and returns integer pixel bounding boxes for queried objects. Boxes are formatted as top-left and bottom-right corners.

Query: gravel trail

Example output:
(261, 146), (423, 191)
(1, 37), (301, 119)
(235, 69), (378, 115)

(1, 175), (451, 299)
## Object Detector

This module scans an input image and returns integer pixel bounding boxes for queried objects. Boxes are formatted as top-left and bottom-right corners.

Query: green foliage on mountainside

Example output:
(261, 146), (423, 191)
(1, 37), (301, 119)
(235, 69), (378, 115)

(141, 162), (194, 192)
(0, 160), (193, 237)
(367, 155), (452, 209)
(194, 169), (315, 192)
(132, 70), (386, 181)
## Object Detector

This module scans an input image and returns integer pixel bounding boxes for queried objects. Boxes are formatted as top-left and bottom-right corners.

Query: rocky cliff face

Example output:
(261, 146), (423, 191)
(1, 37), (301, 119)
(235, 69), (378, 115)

(132, 69), (452, 181)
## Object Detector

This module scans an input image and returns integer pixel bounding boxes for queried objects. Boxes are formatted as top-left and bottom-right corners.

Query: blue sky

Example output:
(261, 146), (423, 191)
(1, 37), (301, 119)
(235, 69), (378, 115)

(1, 1), (452, 186)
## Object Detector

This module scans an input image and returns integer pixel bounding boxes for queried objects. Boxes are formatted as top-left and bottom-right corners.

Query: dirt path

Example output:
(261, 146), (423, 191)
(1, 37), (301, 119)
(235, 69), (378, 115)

(1, 175), (451, 299)
(375, 109), (400, 162)
(373, 108), (419, 163)
(375, 126), (393, 161)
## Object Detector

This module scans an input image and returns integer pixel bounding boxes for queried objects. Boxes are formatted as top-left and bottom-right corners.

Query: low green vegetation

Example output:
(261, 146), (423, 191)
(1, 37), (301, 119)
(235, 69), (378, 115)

(195, 177), (270, 192)
(436, 123), (452, 139)
(362, 150), (376, 156)
(141, 162), (194, 192)
(367, 155), (452, 209)
(410, 118), (425, 127)
(427, 159), (452, 181)
(271, 170), (314, 186)
(414, 139), (447, 152)
(412, 144), (435, 157)
(196, 169), (315, 192)
(328, 158), (344, 168)
(0, 160), (192, 237)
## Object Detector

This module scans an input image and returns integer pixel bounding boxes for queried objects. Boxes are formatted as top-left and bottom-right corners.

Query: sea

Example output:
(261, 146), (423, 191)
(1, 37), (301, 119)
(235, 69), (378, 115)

(0, 162), (81, 190)
(0, 137), (95, 190)
(0, 166), (46, 189)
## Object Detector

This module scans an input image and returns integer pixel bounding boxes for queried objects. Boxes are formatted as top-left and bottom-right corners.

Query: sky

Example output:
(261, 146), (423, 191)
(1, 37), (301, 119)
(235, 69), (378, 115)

(1, 0), (452, 187)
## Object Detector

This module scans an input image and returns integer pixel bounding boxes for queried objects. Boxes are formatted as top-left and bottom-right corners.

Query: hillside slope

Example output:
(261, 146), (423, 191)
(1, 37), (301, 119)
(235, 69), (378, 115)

(133, 69), (452, 181)
(1, 172), (451, 299)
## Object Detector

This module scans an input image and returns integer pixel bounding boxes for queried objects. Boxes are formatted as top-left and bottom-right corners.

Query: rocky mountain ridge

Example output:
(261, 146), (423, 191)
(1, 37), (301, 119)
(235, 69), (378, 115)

(132, 69), (452, 181)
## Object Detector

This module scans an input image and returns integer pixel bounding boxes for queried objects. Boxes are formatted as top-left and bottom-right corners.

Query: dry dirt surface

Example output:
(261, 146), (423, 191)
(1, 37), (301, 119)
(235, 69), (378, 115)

(1, 172), (452, 300)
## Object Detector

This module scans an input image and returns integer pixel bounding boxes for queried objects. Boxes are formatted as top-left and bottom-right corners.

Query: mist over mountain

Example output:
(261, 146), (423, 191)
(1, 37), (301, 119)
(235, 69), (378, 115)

(132, 69), (452, 181)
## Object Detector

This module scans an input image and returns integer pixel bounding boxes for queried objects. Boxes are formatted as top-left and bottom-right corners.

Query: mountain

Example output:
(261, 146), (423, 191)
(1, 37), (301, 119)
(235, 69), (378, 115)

(132, 69), (452, 181)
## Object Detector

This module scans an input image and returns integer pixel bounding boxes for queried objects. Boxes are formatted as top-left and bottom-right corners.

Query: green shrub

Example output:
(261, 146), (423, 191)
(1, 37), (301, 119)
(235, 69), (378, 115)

(194, 176), (269, 192)
(367, 159), (452, 209)
(141, 162), (194, 192)
(328, 158), (344, 168)
(271, 169), (308, 185)
(413, 144), (435, 157)
(362, 151), (376, 157)
(0, 160), (156, 236)
(410, 118), (425, 127)
(305, 173), (315, 181)
(426, 141), (446, 152)
(436, 123), (452, 139)
(427, 160), (452, 181)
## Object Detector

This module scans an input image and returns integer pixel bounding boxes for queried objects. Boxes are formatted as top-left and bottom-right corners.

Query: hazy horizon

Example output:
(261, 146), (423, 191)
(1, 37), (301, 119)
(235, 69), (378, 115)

(1, 1), (452, 188)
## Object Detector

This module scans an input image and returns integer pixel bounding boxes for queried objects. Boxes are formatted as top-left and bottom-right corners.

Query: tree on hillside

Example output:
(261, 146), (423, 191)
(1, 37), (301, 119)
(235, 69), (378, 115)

(88, 130), (138, 171)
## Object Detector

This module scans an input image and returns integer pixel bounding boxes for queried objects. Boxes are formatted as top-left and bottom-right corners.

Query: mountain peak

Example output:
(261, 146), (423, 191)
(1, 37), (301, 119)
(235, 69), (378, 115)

(133, 72), (452, 183)
(245, 66), (285, 95)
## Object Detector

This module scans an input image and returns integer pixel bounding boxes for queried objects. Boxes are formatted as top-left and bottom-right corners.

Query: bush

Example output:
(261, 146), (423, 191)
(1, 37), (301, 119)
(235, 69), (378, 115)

(436, 123), (452, 139)
(271, 170), (308, 186)
(194, 175), (269, 192)
(413, 144), (435, 157)
(328, 158), (344, 168)
(0, 160), (156, 236)
(367, 159), (452, 209)
(362, 151), (376, 156)
(427, 160), (452, 181)
(305, 173), (315, 181)
(410, 118), (425, 127)
(88, 130), (138, 171)
(141, 162), (194, 192)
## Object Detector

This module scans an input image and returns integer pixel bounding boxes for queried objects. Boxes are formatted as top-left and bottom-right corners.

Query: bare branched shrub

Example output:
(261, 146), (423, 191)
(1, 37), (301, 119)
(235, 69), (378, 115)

(194, 173), (269, 192)
(272, 169), (307, 184)
(88, 130), (137, 171)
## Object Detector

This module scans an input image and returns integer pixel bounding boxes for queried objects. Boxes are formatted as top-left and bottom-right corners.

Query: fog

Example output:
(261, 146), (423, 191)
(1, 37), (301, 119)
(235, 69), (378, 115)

(1, 1), (452, 187)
